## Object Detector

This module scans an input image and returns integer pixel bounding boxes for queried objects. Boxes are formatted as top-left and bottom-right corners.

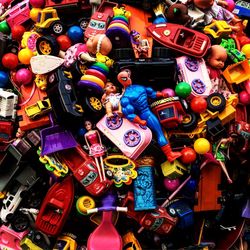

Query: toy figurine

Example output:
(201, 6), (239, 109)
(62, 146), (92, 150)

(206, 44), (231, 99)
(84, 120), (106, 182)
(117, 69), (181, 163)
(130, 30), (150, 58)
(213, 137), (234, 184)
(101, 82), (123, 118)
(192, 0), (241, 31)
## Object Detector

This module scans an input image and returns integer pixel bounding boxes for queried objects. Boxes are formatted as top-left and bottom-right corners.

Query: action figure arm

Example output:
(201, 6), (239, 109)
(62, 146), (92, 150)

(145, 87), (169, 99)
(121, 97), (146, 126)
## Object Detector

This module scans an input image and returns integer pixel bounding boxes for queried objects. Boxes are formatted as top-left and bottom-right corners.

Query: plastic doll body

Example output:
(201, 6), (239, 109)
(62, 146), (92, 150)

(193, 0), (241, 31)
(206, 45), (231, 99)
(84, 120), (106, 182)
(130, 30), (150, 58)
(117, 69), (181, 162)
(213, 137), (234, 183)
(101, 82), (122, 118)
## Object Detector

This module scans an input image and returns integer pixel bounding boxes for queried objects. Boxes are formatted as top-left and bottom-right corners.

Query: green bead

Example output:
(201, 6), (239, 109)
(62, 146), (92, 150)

(175, 82), (192, 98)
(0, 20), (11, 34)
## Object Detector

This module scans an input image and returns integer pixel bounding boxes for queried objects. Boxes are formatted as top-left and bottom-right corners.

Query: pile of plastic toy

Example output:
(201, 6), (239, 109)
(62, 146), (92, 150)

(0, 0), (250, 249)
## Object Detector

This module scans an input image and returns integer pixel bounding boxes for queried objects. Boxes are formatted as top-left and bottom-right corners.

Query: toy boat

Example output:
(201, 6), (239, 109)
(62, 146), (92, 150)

(35, 176), (74, 236)
(147, 23), (210, 58)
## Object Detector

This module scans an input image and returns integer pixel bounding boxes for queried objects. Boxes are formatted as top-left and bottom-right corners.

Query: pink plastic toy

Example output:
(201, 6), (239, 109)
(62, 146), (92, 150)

(96, 114), (152, 160)
(15, 68), (33, 85)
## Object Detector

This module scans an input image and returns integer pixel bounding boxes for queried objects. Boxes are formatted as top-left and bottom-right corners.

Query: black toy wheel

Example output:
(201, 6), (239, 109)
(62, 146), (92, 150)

(79, 18), (89, 30)
(185, 57), (199, 72)
(123, 129), (141, 147)
(51, 21), (64, 35)
(181, 113), (198, 131)
(106, 113), (123, 130)
(11, 214), (30, 232)
(191, 79), (206, 94)
(6, 213), (14, 222)
(36, 35), (59, 56)
(85, 95), (103, 113)
(105, 169), (113, 179)
(207, 93), (226, 112)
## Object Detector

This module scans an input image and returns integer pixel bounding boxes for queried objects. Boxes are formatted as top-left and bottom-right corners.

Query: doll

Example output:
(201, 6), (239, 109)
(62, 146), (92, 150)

(192, 0), (241, 31)
(213, 137), (234, 184)
(84, 120), (106, 182)
(206, 45), (231, 99)
(130, 30), (150, 58)
(101, 82), (123, 118)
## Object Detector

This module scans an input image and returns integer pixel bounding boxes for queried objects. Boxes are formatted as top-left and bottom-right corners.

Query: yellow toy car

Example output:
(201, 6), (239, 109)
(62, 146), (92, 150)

(25, 98), (51, 120)
(53, 234), (77, 250)
(122, 231), (142, 250)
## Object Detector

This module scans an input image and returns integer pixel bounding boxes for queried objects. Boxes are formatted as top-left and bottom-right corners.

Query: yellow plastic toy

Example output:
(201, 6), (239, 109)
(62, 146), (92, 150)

(161, 159), (187, 179)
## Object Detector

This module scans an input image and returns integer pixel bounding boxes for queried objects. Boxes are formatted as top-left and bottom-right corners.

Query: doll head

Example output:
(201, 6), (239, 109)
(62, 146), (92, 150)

(86, 34), (112, 55)
(193, 0), (214, 10)
(104, 82), (117, 95)
(206, 45), (227, 69)
(84, 120), (93, 131)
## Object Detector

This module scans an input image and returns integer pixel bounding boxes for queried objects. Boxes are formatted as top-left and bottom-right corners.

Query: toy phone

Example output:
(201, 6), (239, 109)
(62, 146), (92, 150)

(96, 114), (152, 160)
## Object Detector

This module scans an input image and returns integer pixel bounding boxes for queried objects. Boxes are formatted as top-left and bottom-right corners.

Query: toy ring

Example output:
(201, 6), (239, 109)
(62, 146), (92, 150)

(80, 75), (105, 89)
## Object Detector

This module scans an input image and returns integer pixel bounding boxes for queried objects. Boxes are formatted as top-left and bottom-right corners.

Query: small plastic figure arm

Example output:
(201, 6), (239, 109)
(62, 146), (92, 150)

(156, 91), (169, 98)
(84, 134), (90, 150)
(145, 87), (158, 99)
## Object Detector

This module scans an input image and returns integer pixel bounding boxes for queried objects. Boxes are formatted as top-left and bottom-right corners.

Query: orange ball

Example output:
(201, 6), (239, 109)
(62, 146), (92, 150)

(30, 8), (42, 22)
(18, 48), (34, 65)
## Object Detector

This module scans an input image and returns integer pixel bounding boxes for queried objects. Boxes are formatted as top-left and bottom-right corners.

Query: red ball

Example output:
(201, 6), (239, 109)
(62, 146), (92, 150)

(190, 96), (207, 113)
(163, 178), (180, 192)
(2, 53), (19, 69)
(11, 25), (25, 41)
(180, 147), (197, 164)
(29, 0), (44, 8)
(239, 90), (250, 105)
(56, 35), (72, 51)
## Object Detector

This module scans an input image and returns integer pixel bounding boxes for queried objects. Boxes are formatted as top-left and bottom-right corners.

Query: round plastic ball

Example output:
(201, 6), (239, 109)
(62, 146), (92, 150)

(2, 53), (19, 69)
(15, 68), (33, 85)
(11, 25), (26, 41)
(175, 82), (191, 98)
(239, 90), (250, 105)
(190, 96), (207, 113)
(163, 177), (180, 192)
(0, 20), (10, 34)
(18, 48), (33, 65)
(153, 15), (167, 24)
(29, 0), (45, 8)
(162, 88), (175, 97)
(56, 35), (72, 51)
(180, 147), (197, 164)
(67, 26), (83, 43)
(194, 138), (210, 154)
(241, 44), (250, 59)
(225, 0), (235, 12)
(0, 71), (9, 87)
(30, 8), (42, 22)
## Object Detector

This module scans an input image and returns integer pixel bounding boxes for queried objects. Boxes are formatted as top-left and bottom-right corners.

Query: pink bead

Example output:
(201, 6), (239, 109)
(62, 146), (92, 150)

(162, 88), (175, 97)
(15, 68), (33, 85)
(163, 178), (180, 191)
(225, 0), (235, 12)
(239, 90), (250, 105)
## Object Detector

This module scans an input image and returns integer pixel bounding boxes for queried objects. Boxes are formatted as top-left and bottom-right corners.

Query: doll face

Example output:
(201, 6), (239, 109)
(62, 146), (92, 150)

(207, 45), (227, 69)
(105, 82), (117, 94)
(85, 120), (93, 131)
(193, 0), (214, 10)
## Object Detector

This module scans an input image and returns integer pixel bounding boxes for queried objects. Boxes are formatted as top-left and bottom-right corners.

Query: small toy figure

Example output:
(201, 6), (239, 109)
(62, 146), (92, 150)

(101, 82), (123, 118)
(206, 44), (231, 99)
(130, 30), (150, 58)
(213, 136), (234, 184)
(84, 120), (106, 182)
(117, 69), (181, 163)
(192, 0), (241, 31)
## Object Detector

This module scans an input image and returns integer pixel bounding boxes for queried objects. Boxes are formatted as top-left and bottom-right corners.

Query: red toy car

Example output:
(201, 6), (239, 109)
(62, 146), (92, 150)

(122, 192), (178, 234)
(147, 23), (211, 58)
(57, 146), (112, 196)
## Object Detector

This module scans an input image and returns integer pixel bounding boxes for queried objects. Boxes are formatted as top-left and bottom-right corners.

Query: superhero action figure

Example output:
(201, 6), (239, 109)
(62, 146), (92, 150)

(117, 69), (181, 162)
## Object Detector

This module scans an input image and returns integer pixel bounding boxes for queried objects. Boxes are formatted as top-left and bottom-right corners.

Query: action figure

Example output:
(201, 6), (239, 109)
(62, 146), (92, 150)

(84, 120), (106, 182)
(130, 30), (150, 58)
(101, 82), (123, 118)
(117, 69), (181, 162)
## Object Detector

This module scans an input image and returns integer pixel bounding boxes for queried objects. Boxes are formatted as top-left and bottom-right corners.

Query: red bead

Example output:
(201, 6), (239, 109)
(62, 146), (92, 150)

(56, 35), (72, 51)
(180, 147), (197, 164)
(11, 25), (26, 41)
(2, 53), (19, 70)
(190, 96), (207, 114)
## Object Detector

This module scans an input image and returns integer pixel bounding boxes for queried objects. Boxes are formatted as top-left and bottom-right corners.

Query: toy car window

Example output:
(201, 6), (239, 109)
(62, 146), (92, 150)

(90, 20), (97, 28)
(81, 171), (97, 186)
(20, 3), (27, 9)
(95, 20), (105, 30)
(55, 240), (67, 249)
(158, 107), (175, 120)
(45, 13), (53, 20)
(37, 13), (41, 22)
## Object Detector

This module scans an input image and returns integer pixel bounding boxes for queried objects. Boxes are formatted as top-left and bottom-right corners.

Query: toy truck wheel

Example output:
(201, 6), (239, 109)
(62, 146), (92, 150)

(79, 18), (89, 30)
(6, 213), (14, 222)
(181, 112), (198, 131)
(11, 214), (29, 232)
(207, 93), (226, 112)
(51, 21), (64, 35)
(36, 36), (59, 56)
(85, 95), (103, 113)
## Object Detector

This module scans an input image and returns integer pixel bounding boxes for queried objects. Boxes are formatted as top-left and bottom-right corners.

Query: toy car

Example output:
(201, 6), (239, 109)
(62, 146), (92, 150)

(0, 184), (28, 223)
(25, 98), (52, 120)
(122, 231), (142, 250)
(150, 96), (187, 128)
(53, 234), (77, 250)
(57, 146), (112, 196)
(5, 0), (30, 29)
(147, 23), (211, 58)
